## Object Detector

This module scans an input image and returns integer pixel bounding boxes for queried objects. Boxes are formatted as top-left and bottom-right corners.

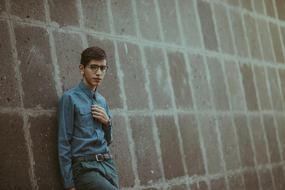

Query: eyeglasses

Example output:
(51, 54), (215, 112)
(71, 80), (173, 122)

(86, 64), (109, 73)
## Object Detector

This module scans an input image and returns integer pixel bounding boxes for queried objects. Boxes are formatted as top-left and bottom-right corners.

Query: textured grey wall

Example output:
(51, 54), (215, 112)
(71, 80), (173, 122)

(1, 0), (285, 190)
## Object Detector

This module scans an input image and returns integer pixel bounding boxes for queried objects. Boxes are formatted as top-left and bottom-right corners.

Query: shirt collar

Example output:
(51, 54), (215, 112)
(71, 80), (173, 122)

(79, 80), (97, 100)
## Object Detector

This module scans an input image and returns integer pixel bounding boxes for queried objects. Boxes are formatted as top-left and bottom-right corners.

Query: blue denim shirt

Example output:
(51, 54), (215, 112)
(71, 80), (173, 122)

(58, 80), (113, 188)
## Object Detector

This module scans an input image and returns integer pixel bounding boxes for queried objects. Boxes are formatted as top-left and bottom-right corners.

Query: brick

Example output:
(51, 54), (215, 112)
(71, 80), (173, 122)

(155, 115), (185, 179)
(267, 68), (283, 111)
(109, 115), (135, 187)
(228, 174), (245, 190)
(263, 114), (281, 163)
(82, 0), (110, 33)
(243, 170), (260, 190)
(14, 25), (58, 109)
(178, 114), (205, 176)
(136, 0), (161, 41)
(143, 188), (162, 190)
(272, 166), (285, 190)
(264, 0), (276, 17)
(279, 69), (285, 109)
(190, 181), (208, 190)
(275, 115), (285, 160)
(142, 187), (162, 190)
(210, 177), (227, 190)
(0, 0), (5, 13)
(248, 115), (269, 165)
(275, 0), (285, 21)
(87, 36), (123, 109)
(168, 51), (193, 109)
(53, 31), (83, 91)
(234, 114), (255, 167)
(129, 115), (162, 185)
(189, 54), (213, 110)
(224, 61), (246, 110)
(198, 115), (223, 174)
(213, 3), (235, 54)
(229, 10), (249, 57)
(253, 66), (271, 110)
(227, 0), (241, 7)
(0, 20), (21, 107)
(197, 1), (218, 51)
(270, 23), (285, 63)
(144, 47), (172, 109)
(10, 0), (45, 20)
(0, 113), (32, 189)
(239, 64), (258, 111)
(217, 115), (240, 170)
(48, 0), (79, 26)
(157, 0), (181, 44)
(252, 0), (266, 14)
(256, 19), (275, 62)
(240, 0), (253, 10)
(117, 42), (149, 110)
(170, 184), (188, 190)
(243, 15), (262, 60)
(259, 168), (274, 190)
(207, 57), (230, 110)
(111, 0), (136, 36)
(29, 114), (62, 189)
(178, 0), (202, 48)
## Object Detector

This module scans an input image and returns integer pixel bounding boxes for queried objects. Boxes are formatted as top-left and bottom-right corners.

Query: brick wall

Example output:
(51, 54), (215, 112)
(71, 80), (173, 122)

(1, 0), (285, 190)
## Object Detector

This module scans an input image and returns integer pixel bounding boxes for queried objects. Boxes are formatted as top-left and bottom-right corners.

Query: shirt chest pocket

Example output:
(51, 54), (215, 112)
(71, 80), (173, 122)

(77, 107), (94, 128)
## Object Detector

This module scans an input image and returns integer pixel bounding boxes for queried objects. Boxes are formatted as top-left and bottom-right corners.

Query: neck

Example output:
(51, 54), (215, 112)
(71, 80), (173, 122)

(83, 78), (97, 91)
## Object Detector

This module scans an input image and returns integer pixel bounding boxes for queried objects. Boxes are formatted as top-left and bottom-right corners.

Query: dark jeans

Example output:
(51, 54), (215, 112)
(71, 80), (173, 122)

(72, 158), (119, 190)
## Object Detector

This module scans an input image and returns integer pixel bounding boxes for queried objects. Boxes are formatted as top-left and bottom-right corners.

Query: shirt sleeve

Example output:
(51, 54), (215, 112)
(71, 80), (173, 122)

(103, 102), (113, 146)
(58, 93), (75, 189)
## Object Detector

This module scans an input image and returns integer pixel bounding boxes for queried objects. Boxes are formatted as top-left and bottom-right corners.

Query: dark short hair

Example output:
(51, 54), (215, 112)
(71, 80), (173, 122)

(80, 46), (107, 66)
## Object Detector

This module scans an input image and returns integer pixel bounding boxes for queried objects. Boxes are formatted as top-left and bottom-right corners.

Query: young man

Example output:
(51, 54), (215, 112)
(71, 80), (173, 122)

(58, 46), (119, 190)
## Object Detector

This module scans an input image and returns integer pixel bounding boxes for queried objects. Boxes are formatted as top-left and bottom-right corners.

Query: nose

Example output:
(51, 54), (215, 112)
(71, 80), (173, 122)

(95, 68), (103, 75)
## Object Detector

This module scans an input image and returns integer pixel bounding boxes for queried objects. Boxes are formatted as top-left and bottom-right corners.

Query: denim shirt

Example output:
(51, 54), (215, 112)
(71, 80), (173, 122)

(58, 80), (113, 188)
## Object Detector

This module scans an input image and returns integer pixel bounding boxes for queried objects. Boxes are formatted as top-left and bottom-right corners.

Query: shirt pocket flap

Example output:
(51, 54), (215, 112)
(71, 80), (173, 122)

(78, 107), (91, 115)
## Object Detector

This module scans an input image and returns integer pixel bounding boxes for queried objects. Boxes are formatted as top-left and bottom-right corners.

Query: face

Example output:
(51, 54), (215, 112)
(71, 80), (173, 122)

(79, 59), (107, 90)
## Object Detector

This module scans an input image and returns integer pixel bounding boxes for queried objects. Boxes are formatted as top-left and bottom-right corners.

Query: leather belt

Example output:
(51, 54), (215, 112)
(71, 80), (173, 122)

(72, 152), (112, 163)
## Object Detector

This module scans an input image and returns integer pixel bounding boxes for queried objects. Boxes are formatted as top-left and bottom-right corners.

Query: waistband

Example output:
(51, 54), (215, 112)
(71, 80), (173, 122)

(72, 152), (112, 163)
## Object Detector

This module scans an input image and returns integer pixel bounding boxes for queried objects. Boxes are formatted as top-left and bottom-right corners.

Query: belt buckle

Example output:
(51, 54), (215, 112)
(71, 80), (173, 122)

(95, 154), (104, 162)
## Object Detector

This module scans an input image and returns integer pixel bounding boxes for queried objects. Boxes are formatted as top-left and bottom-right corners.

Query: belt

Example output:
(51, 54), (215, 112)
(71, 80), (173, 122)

(72, 152), (112, 163)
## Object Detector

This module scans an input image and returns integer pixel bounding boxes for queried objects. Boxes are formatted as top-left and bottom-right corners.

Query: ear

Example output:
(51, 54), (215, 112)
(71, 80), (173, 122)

(79, 64), (85, 76)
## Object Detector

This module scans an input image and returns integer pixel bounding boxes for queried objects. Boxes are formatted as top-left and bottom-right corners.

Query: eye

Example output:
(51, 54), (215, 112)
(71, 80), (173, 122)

(90, 65), (99, 69)
(100, 66), (107, 71)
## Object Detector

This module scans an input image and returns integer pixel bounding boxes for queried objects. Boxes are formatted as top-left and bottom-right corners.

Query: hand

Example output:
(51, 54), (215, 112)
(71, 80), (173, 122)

(66, 187), (76, 190)
(91, 105), (110, 126)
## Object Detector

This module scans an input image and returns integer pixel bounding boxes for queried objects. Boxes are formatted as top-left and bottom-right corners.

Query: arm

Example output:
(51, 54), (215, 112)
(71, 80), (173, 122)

(91, 102), (113, 146)
(103, 102), (113, 146)
(58, 94), (75, 189)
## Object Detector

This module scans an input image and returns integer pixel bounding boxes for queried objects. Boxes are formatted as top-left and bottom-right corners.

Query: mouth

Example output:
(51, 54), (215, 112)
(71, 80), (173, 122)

(92, 78), (102, 82)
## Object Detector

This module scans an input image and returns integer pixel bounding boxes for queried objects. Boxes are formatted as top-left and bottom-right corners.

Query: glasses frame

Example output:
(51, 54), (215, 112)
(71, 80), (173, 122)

(85, 64), (109, 73)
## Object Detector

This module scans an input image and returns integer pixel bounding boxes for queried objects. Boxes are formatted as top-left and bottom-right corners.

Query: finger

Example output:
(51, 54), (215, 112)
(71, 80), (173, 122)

(92, 108), (108, 118)
(92, 114), (102, 119)
(91, 107), (105, 113)
(92, 114), (108, 124)
(92, 111), (103, 117)
(92, 105), (105, 112)
(92, 110), (106, 118)
(91, 107), (102, 112)
(92, 111), (109, 119)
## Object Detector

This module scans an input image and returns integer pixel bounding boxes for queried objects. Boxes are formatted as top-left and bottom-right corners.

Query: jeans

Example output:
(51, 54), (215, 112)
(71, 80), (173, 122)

(72, 158), (119, 190)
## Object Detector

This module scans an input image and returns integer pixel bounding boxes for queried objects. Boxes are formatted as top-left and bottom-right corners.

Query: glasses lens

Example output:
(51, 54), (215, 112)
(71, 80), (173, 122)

(88, 65), (108, 72)
(89, 65), (98, 71)
(101, 66), (108, 72)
